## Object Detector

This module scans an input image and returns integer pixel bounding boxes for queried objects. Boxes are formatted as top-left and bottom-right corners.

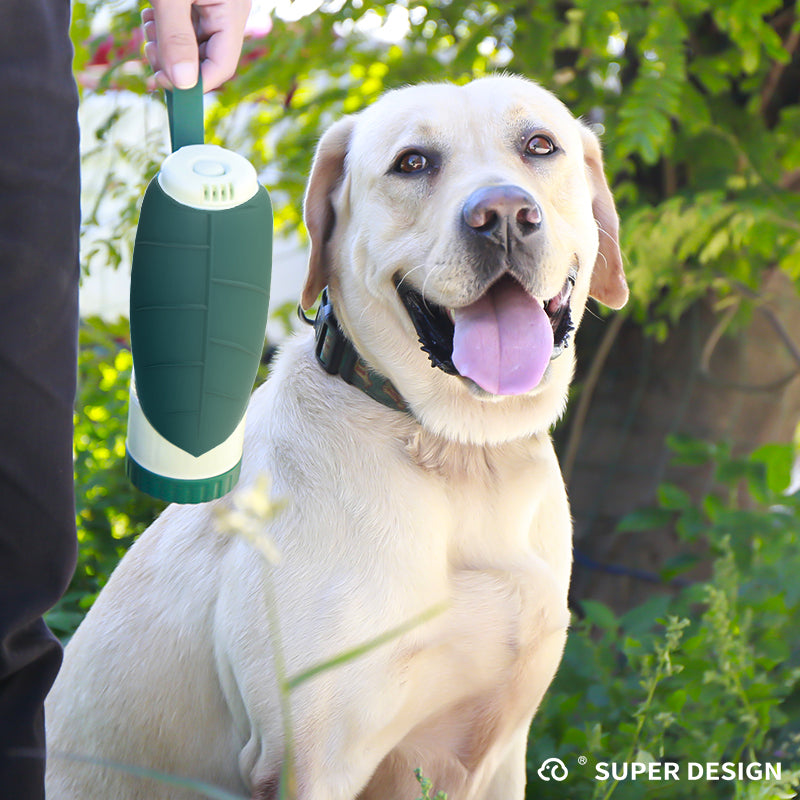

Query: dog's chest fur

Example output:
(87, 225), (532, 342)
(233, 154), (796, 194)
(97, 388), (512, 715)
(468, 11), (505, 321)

(354, 446), (571, 800)
(401, 419), (573, 591)
(251, 344), (572, 797)
(387, 429), (571, 782)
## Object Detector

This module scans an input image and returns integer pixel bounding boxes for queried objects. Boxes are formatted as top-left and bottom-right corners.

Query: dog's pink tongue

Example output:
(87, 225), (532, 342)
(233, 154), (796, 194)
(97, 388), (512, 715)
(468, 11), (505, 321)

(452, 279), (554, 395)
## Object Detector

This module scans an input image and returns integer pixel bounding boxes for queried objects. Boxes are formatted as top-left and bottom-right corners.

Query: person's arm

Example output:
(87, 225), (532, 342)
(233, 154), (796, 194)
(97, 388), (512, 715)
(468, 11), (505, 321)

(142, 0), (252, 91)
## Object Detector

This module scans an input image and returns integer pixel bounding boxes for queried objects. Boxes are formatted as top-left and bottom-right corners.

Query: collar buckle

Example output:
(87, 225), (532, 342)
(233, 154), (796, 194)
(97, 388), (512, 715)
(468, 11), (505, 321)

(305, 288), (409, 415)
(313, 289), (358, 382)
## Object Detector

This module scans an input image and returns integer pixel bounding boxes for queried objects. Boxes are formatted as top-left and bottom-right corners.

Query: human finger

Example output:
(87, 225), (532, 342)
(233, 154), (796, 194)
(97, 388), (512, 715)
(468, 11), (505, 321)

(148, 0), (200, 89)
(194, 0), (251, 90)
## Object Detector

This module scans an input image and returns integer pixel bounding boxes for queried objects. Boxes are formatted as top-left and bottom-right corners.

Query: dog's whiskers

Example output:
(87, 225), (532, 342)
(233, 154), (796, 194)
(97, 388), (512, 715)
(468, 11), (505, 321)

(396, 263), (428, 293)
(419, 262), (451, 313)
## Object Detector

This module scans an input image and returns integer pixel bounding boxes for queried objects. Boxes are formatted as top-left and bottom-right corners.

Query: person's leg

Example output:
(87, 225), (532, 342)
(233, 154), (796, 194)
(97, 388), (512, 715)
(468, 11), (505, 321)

(0, 0), (80, 795)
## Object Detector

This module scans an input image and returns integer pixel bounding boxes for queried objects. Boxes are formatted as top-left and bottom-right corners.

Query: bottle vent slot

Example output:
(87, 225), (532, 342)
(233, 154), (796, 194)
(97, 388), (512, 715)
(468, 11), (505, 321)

(203, 183), (236, 203)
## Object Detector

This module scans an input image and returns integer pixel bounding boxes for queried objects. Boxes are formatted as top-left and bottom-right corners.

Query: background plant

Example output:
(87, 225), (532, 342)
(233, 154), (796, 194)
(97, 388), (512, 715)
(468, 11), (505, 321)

(47, 317), (165, 640)
(527, 439), (800, 798)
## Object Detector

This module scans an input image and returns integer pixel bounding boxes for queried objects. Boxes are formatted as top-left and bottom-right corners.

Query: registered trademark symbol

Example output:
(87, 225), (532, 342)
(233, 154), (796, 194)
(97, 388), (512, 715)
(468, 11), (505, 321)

(578, 756), (588, 766)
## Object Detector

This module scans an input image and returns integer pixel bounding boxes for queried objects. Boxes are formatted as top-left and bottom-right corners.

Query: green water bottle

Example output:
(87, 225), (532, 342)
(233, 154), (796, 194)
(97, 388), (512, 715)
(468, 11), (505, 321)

(125, 80), (273, 504)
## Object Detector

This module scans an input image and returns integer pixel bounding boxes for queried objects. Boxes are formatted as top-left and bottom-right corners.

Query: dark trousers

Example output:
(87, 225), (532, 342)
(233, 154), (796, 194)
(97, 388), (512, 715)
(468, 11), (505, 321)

(0, 1), (80, 797)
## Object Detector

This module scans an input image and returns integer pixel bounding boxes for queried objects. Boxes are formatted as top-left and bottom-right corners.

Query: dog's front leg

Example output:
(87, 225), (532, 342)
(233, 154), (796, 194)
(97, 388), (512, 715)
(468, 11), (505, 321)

(245, 712), (398, 800)
(475, 723), (529, 800)
(215, 553), (406, 800)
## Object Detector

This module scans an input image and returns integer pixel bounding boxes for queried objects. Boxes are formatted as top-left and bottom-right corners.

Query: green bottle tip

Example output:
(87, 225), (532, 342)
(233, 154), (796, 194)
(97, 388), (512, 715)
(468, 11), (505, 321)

(126, 450), (242, 504)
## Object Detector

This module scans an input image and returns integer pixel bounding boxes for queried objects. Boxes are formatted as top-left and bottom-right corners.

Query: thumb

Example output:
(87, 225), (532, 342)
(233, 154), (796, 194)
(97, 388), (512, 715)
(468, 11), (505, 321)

(152, 0), (200, 89)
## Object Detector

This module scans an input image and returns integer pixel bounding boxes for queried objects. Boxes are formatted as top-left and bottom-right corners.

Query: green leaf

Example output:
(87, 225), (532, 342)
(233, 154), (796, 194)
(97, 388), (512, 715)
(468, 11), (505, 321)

(660, 553), (700, 583)
(676, 507), (708, 541)
(617, 508), (675, 533)
(750, 443), (795, 495)
(657, 483), (692, 511)
(581, 600), (619, 633)
(665, 434), (717, 467)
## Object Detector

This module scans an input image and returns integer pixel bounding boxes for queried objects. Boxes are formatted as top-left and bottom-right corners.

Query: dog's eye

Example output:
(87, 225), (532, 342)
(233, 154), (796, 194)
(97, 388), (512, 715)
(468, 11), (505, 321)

(525, 135), (556, 156)
(394, 151), (429, 174)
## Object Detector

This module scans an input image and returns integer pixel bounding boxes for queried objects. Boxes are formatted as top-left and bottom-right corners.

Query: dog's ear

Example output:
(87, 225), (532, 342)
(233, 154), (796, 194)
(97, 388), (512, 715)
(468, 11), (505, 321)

(301, 116), (357, 310)
(580, 125), (628, 310)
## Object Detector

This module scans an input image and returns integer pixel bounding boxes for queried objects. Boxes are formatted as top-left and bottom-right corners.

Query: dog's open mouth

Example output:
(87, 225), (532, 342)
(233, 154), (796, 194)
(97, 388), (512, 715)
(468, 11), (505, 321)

(395, 269), (575, 395)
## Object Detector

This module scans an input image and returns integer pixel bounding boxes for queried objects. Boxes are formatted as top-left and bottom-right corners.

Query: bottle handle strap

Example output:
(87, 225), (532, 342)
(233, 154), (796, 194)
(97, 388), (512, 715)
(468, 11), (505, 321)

(166, 76), (204, 152)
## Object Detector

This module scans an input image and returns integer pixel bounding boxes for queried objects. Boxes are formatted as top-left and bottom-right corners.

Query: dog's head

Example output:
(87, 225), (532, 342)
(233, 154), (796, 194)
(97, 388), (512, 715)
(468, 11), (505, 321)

(301, 75), (626, 445)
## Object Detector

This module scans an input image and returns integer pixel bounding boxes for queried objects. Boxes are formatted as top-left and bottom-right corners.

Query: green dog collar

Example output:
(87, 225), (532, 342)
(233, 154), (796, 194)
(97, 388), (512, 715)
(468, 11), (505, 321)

(301, 289), (409, 415)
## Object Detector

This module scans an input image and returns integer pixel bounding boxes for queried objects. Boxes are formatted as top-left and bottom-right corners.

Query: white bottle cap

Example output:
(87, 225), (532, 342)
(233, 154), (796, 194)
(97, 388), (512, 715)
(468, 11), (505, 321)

(158, 144), (259, 211)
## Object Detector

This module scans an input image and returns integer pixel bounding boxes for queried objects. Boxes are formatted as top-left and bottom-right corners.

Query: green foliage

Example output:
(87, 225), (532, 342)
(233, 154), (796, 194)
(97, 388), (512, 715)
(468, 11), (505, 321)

(414, 769), (448, 800)
(80, 104), (163, 277)
(46, 318), (164, 641)
(526, 439), (800, 799)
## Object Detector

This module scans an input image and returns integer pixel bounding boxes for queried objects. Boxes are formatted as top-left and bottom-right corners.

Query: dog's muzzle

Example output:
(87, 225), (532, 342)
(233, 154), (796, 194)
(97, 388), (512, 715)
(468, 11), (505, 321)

(395, 268), (576, 395)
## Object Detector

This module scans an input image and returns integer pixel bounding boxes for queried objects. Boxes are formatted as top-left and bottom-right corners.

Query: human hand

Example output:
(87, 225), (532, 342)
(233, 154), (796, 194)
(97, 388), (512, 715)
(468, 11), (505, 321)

(142, 0), (252, 91)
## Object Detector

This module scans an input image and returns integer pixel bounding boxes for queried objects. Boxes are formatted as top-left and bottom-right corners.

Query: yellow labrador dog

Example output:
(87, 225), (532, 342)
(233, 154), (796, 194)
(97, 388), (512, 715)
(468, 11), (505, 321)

(46, 75), (626, 800)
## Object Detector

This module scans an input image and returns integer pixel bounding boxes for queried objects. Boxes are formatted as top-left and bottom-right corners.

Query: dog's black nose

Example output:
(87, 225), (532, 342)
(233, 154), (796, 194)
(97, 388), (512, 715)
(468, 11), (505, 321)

(462, 185), (542, 248)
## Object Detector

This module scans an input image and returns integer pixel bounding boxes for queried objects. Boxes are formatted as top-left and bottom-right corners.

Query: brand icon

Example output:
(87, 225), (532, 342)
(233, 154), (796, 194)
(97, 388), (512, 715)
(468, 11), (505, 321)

(538, 757), (569, 782)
